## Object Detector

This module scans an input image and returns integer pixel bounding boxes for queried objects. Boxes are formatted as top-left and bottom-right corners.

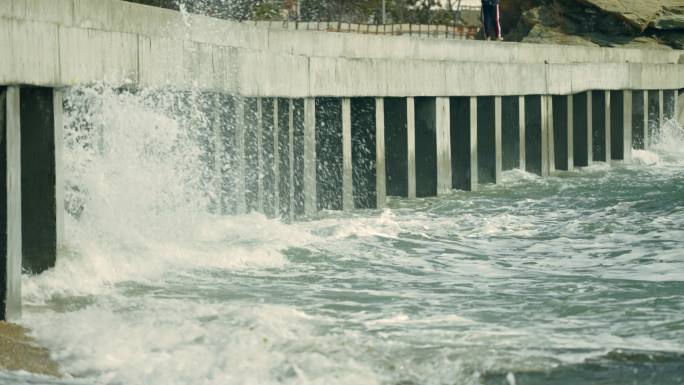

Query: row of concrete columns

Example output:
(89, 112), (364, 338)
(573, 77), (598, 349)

(213, 90), (679, 220)
(1, 87), (681, 321)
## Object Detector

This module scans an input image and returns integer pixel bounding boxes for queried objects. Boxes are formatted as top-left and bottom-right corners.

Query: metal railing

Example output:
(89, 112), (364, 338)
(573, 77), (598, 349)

(251, 20), (480, 40)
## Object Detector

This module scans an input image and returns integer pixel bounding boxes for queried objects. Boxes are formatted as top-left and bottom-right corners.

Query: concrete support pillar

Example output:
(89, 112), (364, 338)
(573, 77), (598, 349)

(605, 91), (612, 162)
(543, 95), (554, 175)
(647, 90), (660, 149)
(407, 97), (416, 199)
(469, 96), (479, 190)
(287, 100), (295, 218)
(501, 96), (520, 172)
(642, 91), (649, 149)
(524, 95), (548, 176)
(494, 96), (503, 182)
(271, 99), (280, 217)
(303, 97), (316, 215)
(244, 99), (259, 213)
(2, 87), (22, 321)
(342, 98), (353, 211)
(54, 90), (65, 253)
(610, 90), (631, 163)
(375, 98), (386, 208)
(235, 97), (247, 214)
(256, 99), (264, 213)
(260, 98), (277, 217)
(211, 94), (224, 215)
(658, 90), (664, 142)
(436, 97), (452, 194)
(276, 98), (293, 219)
(518, 96), (525, 170)
(292, 99), (306, 216)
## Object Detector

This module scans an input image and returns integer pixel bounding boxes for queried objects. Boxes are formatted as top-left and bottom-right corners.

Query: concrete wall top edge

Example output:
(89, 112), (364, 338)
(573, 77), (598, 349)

(3, 0), (682, 66)
(2, 0), (684, 97)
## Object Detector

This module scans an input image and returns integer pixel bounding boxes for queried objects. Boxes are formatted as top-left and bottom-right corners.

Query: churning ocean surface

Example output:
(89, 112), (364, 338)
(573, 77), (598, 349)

(4, 87), (684, 385)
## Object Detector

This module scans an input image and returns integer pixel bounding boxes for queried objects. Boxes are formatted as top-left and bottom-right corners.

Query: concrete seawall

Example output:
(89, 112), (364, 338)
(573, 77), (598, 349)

(2, 0), (684, 321)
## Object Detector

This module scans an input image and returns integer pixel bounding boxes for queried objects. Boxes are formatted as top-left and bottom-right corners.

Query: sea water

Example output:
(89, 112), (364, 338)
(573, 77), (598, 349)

(4, 86), (684, 385)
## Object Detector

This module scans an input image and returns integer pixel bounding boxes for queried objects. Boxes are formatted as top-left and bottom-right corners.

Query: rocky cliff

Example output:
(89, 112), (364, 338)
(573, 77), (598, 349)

(504, 0), (684, 50)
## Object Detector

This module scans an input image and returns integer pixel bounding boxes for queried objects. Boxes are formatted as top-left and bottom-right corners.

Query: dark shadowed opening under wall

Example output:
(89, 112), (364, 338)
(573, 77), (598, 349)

(292, 99), (306, 217)
(261, 98), (277, 217)
(477, 96), (496, 183)
(573, 92), (590, 167)
(315, 98), (343, 211)
(525, 95), (542, 175)
(450, 96), (472, 190)
(384, 98), (408, 197)
(610, 90), (625, 161)
(632, 91), (645, 150)
(414, 97), (436, 197)
(501, 96), (519, 171)
(592, 90), (607, 162)
(277, 98), (292, 219)
(553, 95), (570, 170)
(244, 98), (260, 213)
(351, 98), (377, 209)
(20, 87), (57, 275)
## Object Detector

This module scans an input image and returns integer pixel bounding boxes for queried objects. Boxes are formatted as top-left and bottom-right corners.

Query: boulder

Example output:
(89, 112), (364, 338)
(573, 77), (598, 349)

(651, 6), (684, 30)
(503, 0), (684, 50)
(574, 0), (664, 31)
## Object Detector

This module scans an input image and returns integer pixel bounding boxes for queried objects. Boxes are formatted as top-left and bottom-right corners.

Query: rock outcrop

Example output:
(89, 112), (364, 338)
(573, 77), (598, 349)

(504, 0), (684, 50)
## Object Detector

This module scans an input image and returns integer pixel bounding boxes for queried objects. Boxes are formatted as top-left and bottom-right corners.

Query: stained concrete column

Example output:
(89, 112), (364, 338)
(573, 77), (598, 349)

(469, 96), (479, 190)
(494, 96), (503, 183)
(303, 97), (316, 215)
(235, 97), (247, 214)
(342, 98), (352, 210)
(407, 97), (416, 199)
(292, 99), (306, 216)
(642, 91), (649, 149)
(244, 99), (259, 213)
(375, 98), (386, 208)
(275, 98), (292, 219)
(573, 92), (592, 167)
(477, 97), (498, 184)
(525, 95), (549, 176)
(591, 91), (610, 163)
(54, 90), (65, 253)
(286, 99), (295, 218)
(272, 99), (280, 217)
(351, 98), (378, 208)
(436, 97), (452, 195)
(211, 94), (224, 214)
(256, 98), (264, 213)
(2, 87), (22, 321)
(260, 98), (277, 217)
(518, 96), (525, 170)
(543, 95), (554, 175)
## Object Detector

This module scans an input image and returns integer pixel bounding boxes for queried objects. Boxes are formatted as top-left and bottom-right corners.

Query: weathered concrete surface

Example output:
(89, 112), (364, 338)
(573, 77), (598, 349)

(0, 322), (60, 377)
(0, 0), (683, 97)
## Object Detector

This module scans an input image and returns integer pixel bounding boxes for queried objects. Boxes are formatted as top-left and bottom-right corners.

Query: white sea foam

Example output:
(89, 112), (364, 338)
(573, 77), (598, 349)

(23, 87), (314, 304)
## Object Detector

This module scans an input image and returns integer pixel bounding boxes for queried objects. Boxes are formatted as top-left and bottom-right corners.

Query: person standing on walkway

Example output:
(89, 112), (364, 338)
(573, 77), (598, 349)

(481, 0), (502, 40)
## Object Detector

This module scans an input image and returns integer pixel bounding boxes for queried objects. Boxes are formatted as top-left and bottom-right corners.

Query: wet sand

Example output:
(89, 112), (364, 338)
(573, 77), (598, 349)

(0, 322), (60, 377)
